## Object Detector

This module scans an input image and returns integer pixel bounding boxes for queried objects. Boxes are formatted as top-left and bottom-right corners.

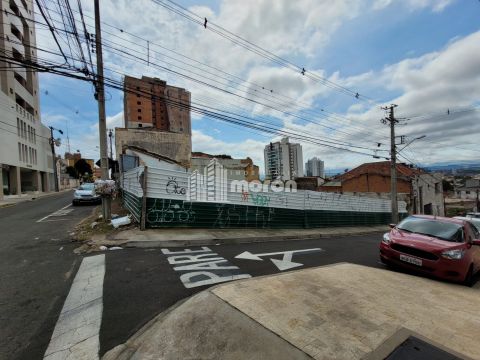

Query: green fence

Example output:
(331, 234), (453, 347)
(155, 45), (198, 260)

(136, 196), (393, 229)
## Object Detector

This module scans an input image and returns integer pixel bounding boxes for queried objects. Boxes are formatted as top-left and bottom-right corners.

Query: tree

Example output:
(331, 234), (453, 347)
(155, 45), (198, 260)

(65, 166), (78, 179)
(74, 159), (93, 176)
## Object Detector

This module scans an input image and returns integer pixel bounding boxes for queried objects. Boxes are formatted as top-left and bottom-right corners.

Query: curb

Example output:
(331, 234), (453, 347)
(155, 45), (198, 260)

(120, 229), (387, 248)
(0, 203), (16, 208)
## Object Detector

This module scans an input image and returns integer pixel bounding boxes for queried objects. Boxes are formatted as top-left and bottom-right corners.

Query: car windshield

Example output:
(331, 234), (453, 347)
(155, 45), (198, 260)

(78, 184), (94, 190)
(397, 217), (463, 242)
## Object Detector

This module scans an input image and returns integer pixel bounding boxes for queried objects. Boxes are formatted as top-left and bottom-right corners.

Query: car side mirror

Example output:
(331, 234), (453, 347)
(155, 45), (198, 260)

(472, 240), (480, 246)
(389, 224), (396, 229)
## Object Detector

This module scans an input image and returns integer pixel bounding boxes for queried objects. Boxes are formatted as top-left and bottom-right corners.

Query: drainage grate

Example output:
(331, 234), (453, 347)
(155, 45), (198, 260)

(385, 336), (461, 360)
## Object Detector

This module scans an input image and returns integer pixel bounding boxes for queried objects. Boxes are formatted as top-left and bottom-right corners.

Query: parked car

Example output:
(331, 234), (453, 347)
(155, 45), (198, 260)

(466, 212), (480, 219)
(380, 215), (480, 286)
(72, 183), (101, 205)
(454, 216), (480, 232)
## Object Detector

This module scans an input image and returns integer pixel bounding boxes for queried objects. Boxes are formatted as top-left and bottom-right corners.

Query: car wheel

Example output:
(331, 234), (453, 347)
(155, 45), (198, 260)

(379, 256), (390, 267)
(464, 265), (474, 287)
(72, 200), (77, 206)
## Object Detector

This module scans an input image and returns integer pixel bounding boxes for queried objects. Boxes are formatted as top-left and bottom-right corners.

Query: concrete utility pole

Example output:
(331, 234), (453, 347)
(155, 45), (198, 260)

(49, 126), (63, 192)
(94, 0), (110, 220)
(381, 104), (399, 223)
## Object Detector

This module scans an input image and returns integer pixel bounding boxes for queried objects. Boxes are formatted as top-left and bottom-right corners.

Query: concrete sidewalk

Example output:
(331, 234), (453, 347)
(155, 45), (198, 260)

(102, 263), (479, 360)
(93, 225), (389, 248)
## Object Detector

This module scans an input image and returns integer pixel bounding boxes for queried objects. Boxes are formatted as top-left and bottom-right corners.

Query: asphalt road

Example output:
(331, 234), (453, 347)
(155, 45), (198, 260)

(4, 197), (476, 359)
(0, 191), (93, 360)
(98, 233), (386, 356)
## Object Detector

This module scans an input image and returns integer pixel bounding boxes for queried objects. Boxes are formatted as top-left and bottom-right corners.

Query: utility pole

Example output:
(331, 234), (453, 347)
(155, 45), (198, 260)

(476, 189), (479, 213)
(49, 126), (63, 192)
(381, 104), (399, 223)
(94, 0), (110, 220)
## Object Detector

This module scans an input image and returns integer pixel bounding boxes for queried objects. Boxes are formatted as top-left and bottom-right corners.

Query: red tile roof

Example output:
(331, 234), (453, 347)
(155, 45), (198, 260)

(337, 161), (423, 182)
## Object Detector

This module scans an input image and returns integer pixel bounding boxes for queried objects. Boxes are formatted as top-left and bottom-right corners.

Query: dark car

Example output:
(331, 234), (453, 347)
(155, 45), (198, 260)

(72, 183), (101, 205)
(380, 215), (480, 286)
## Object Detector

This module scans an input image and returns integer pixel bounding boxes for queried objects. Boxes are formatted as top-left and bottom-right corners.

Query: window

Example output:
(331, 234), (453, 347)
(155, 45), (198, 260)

(18, 142), (21, 161)
(137, 101), (141, 105)
(137, 109), (141, 112)
(17, 118), (20, 136)
(137, 116), (142, 120)
(138, 124), (142, 128)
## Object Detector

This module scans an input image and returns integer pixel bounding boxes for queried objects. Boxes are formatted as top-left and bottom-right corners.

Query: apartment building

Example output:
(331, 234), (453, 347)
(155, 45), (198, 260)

(0, 0), (54, 199)
(191, 152), (260, 181)
(264, 137), (303, 180)
(305, 157), (325, 178)
(123, 75), (191, 134)
(117, 76), (192, 166)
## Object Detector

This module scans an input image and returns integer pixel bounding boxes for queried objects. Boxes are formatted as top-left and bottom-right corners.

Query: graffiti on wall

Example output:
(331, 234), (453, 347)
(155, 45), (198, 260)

(166, 177), (186, 195)
(214, 203), (275, 228)
(147, 199), (195, 224)
(250, 192), (270, 207)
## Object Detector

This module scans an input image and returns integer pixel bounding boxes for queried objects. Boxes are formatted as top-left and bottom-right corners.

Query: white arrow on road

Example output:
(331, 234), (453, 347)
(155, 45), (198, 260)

(235, 248), (323, 271)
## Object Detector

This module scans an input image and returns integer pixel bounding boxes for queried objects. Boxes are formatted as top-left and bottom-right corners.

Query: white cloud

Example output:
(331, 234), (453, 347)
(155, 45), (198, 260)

(192, 129), (267, 173)
(33, 0), (475, 172)
(372, 0), (454, 12)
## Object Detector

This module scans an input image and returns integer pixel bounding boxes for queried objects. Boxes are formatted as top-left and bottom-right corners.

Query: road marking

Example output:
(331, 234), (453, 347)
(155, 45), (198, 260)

(162, 247), (251, 288)
(235, 248), (323, 271)
(37, 204), (73, 223)
(43, 255), (105, 360)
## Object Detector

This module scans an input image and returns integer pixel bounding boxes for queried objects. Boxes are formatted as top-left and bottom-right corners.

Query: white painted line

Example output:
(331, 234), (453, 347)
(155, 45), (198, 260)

(37, 204), (72, 223)
(44, 255), (105, 360)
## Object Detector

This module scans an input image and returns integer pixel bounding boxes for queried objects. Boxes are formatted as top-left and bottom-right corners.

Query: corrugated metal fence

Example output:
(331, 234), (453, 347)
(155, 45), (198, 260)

(122, 166), (407, 229)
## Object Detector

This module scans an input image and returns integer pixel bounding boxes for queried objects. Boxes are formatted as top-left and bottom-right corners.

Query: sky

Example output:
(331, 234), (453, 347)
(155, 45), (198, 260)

(36, 0), (480, 175)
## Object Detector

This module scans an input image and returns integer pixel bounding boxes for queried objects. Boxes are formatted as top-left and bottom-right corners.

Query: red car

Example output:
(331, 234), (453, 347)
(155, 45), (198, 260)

(380, 215), (480, 286)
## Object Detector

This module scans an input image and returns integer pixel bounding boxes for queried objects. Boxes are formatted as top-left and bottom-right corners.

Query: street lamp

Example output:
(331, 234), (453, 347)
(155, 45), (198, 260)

(398, 135), (426, 153)
(49, 126), (63, 192)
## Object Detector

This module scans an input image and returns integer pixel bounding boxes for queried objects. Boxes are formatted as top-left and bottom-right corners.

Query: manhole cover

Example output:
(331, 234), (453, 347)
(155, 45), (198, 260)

(385, 336), (461, 360)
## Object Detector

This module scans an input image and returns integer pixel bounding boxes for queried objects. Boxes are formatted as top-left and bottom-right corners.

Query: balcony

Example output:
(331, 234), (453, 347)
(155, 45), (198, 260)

(14, 66), (27, 80)
(11, 39), (25, 58)
(10, 15), (24, 38)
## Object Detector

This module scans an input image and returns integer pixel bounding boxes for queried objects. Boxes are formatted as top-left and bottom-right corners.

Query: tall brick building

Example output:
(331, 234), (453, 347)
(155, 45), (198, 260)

(123, 75), (191, 135)
(118, 76), (192, 167)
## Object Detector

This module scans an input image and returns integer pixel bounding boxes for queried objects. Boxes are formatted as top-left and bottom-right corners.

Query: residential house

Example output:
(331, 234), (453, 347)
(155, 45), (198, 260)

(319, 161), (444, 215)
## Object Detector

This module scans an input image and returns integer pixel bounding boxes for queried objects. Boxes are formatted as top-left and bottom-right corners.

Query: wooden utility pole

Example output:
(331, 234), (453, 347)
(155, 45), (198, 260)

(382, 104), (399, 223)
(94, 0), (111, 220)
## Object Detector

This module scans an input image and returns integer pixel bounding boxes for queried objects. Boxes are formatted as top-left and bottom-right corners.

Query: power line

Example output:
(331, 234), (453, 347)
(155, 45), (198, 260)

(27, 2), (389, 144)
(151, 0), (380, 104)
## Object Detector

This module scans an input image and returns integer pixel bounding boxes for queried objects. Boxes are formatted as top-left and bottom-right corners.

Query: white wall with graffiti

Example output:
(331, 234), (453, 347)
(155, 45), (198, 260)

(124, 166), (407, 214)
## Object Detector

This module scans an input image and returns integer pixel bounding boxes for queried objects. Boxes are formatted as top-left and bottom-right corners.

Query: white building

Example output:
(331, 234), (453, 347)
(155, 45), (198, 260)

(305, 157), (325, 178)
(264, 137), (303, 180)
(455, 179), (480, 200)
(190, 152), (259, 181)
(0, 0), (54, 199)
(411, 173), (445, 216)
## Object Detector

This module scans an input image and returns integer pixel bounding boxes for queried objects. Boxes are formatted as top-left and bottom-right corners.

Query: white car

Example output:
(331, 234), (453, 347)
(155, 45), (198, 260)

(72, 183), (101, 205)
(454, 216), (480, 232)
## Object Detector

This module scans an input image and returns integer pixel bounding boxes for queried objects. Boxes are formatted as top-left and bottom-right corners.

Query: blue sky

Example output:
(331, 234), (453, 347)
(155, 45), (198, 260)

(36, 0), (480, 174)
